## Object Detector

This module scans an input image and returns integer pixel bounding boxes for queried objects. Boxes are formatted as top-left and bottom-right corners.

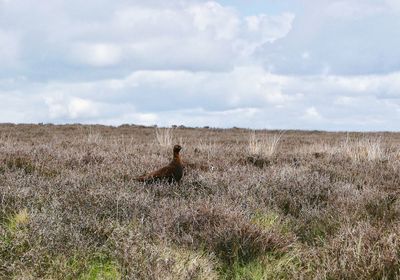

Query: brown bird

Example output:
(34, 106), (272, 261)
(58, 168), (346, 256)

(136, 144), (183, 183)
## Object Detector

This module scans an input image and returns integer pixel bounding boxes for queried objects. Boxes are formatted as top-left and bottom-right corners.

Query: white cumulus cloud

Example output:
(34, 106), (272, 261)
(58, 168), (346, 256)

(71, 43), (122, 67)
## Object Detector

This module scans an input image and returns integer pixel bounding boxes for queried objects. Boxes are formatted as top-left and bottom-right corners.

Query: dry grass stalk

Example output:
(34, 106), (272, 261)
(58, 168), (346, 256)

(340, 136), (385, 162)
(86, 129), (103, 144)
(248, 131), (283, 157)
(155, 127), (174, 147)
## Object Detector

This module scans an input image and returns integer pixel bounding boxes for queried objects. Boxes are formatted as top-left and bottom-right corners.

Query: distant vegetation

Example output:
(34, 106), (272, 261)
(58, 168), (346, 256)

(1, 124), (399, 279)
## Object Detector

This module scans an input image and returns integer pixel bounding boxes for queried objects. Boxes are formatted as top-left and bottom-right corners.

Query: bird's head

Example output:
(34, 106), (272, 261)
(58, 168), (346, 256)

(173, 144), (182, 153)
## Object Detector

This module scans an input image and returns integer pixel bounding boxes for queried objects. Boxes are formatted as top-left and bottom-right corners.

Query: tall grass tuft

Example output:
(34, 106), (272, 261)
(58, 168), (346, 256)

(87, 130), (102, 144)
(155, 127), (174, 147)
(340, 136), (385, 162)
(248, 131), (283, 157)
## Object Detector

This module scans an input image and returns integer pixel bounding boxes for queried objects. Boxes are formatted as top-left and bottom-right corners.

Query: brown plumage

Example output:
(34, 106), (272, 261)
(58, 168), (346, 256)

(136, 144), (183, 183)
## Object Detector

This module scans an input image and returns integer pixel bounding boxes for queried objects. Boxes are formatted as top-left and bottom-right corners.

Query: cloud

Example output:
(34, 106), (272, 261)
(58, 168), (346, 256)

(71, 43), (122, 67)
(188, 2), (239, 40)
(0, 29), (20, 71)
(304, 107), (322, 120)
(0, 0), (399, 131)
(385, 0), (400, 11)
(45, 95), (100, 120)
(1, 65), (398, 130)
(258, 0), (400, 75)
(0, 0), (294, 79)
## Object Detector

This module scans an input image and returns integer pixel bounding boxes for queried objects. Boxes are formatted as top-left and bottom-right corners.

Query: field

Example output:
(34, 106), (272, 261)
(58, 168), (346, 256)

(1, 124), (400, 279)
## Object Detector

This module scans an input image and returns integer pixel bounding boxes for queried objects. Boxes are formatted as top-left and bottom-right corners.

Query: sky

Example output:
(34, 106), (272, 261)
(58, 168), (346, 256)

(1, 0), (400, 131)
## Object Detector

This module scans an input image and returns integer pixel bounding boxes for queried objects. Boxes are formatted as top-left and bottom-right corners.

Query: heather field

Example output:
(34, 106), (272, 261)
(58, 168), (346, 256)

(1, 124), (400, 279)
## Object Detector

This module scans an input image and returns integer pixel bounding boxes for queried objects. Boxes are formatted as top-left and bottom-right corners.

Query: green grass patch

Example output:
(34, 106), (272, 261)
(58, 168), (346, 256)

(219, 251), (302, 280)
(252, 211), (279, 229)
(224, 260), (265, 280)
(44, 253), (121, 279)
(7, 208), (30, 233)
(294, 215), (339, 246)
(0, 210), (32, 268)
(251, 211), (292, 236)
(5, 156), (35, 174)
(79, 255), (121, 280)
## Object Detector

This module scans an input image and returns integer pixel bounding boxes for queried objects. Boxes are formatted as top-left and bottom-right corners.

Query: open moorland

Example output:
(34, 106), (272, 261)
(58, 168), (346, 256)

(1, 124), (400, 279)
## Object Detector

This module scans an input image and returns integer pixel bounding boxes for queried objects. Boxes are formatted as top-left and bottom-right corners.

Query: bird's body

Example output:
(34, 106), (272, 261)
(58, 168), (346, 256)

(136, 145), (183, 183)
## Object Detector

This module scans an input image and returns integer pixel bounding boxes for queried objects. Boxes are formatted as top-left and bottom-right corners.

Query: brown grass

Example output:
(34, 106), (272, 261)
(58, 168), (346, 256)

(1, 124), (400, 279)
